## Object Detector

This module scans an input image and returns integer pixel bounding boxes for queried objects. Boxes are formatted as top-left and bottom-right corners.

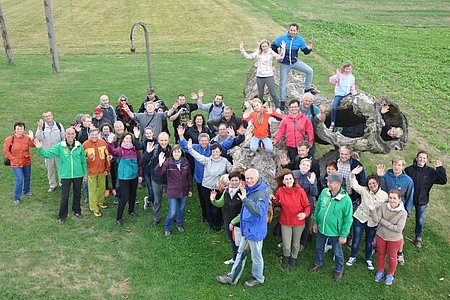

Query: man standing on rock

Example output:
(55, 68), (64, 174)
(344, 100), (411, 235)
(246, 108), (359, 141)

(271, 23), (317, 109)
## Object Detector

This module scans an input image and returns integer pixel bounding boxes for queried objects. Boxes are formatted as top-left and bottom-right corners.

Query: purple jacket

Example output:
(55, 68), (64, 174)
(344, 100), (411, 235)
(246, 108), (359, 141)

(155, 157), (192, 199)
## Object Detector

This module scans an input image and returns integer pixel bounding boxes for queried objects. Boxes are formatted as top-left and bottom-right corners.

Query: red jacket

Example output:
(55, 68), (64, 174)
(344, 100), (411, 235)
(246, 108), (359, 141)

(3, 134), (35, 167)
(273, 183), (311, 226)
(273, 112), (314, 147)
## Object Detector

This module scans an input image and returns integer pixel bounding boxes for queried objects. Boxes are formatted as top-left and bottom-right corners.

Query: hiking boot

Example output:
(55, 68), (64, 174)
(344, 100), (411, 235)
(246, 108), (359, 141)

(374, 271), (384, 282)
(116, 219), (124, 226)
(414, 237), (422, 248)
(244, 277), (261, 288)
(289, 257), (297, 269)
(333, 271), (344, 282)
(279, 101), (285, 112)
(308, 264), (322, 273)
(366, 260), (374, 270)
(346, 257), (356, 266)
(385, 274), (394, 285)
(58, 218), (66, 225)
(73, 212), (83, 219)
(397, 253), (405, 265)
(93, 211), (102, 217)
(98, 202), (107, 209)
(217, 274), (234, 285)
(282, 256), (290, 268)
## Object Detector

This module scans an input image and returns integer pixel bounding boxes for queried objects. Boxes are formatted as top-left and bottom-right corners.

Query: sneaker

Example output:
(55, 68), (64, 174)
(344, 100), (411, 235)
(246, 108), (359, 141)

(94, 211), (102, 217)
(277, 242), (283, 248)
(304, 86), (319, 95)
(397, 253), (405, 265)
(73, 212), (83, 219)
(58, 218), (66, 225)
(244, 277), (261, 288)
(129, 212), (139, 218)
(374, 271), (384, 282)
(24, 193), (33, 198)
(164, 230), (172, 236)
(224, 258), (235, 265)
(366, 260), (374, 270)
(143, 196), (149, 210)
(385, 274), (394, 285)
(324, 244), (333, 253)
(48, 187), (56, 193)
(329, 123), (335, 132)
(13, 200), (20, 205)
(104, 190), (110, 197)
(299, 244), (305, 252)
(98, 202), (108, 209)
(217, 274), (234, 285)
(279, 102), (285, 112)
(346, 257), (356, 266)
(288, 257), (297, 269)
(116, 219), (124, 226)
(176, 226), (185, 233)
(414, 238), (422, 248)
(111, 189), (117, 196)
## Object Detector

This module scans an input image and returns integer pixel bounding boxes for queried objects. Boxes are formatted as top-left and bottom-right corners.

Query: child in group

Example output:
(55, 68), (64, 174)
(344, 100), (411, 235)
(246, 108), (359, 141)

(242, 98), (283, 153)
(240, 39), (286, 110)
(329, 61), (357, 131)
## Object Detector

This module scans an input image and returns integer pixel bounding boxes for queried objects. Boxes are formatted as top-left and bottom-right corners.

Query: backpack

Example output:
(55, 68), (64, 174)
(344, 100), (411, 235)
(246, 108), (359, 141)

(42, 121), (62, 132)
(3, 136), (14, 166)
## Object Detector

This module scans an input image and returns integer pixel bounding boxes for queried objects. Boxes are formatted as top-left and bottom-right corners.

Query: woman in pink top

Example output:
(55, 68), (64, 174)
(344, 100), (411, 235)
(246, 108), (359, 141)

(240, 39), (285, 110)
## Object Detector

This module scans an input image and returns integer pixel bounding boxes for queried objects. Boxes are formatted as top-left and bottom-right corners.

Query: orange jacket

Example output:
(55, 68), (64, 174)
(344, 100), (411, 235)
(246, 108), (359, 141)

(82, 139), (111, 176)
(243, 108), (283, 138)
(3, 134), (35, 167)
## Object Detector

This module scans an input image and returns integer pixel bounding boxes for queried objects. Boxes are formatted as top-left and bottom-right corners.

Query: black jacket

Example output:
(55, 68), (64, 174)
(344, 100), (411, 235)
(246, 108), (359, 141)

(405, 162), (447, 205)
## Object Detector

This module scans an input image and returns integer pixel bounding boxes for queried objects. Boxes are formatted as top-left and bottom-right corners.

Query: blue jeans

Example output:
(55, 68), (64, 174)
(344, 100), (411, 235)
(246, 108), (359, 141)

(314, 231), (344, 272)
(225, 222), (239, 260)
(350, 218), (376, 260)
(279, 61), (313, 101)
(12, 165), (31, 201)
(331, 94), (350, 125)
(229, 238), (264, 283)
(143, 168), (154, 202)
(249, 137), (273, 152)
(82, 180), (89, 201)
(164, 196), (187, 231)
(415, 204), (427, 238)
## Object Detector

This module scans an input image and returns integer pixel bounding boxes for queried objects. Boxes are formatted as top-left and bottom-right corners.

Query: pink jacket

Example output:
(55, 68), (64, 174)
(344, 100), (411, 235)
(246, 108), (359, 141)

(329, 73), (357, 96)
(273, 112), (314, 147)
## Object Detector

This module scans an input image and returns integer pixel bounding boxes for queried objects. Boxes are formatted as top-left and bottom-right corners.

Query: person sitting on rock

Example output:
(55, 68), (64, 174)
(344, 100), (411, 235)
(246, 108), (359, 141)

(329, 61), (357, 131)
(242, 98), (283, 153)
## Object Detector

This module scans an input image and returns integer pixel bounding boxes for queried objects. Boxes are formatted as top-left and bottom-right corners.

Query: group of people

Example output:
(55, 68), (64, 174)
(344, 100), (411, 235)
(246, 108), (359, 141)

(3, 23), (447, 288)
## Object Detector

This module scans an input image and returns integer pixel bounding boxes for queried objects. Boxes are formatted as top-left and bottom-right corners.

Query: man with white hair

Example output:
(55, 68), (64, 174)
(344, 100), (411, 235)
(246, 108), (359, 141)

(217, 168), (270, 288)
(98, 95), (117, 125)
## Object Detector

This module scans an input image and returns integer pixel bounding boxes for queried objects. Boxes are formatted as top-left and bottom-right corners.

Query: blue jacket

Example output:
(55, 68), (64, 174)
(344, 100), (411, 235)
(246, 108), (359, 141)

(241, 179), (270, 242)
(271, 33), (311, 65)
(178, 139), (211, 184)
(380, 170), (414, 214)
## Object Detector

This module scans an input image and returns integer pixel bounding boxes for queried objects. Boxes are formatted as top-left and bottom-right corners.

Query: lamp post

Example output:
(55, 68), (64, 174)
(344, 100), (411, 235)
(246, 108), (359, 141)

(130, 22), (153, 89)
(44, 0), (60, 72)
(0, 1), (14, 65)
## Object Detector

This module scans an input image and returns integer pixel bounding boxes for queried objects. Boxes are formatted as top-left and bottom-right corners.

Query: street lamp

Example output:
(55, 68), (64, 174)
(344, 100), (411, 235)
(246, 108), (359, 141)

(130, 22), (153, 89)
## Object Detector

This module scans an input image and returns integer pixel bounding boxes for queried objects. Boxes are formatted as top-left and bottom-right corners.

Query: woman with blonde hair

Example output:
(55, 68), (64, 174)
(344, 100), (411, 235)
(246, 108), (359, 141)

(240, 39), (285, 110)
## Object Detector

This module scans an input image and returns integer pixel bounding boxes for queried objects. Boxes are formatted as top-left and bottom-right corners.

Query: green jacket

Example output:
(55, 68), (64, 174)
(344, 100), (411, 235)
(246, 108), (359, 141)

(38, 140), (87, 179)
(314, 187), (353, 238)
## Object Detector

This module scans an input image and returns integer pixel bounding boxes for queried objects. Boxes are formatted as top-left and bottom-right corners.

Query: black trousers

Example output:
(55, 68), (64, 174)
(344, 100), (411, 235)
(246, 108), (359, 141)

(117, 178), (138, 221)
(59, 177), (83, 219)
(199, 185), (222, 230)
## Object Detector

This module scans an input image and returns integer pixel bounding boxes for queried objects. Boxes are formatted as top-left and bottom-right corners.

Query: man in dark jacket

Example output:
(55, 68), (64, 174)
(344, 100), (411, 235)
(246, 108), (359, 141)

(405, 151), (447, 248)
(217, 169), (270, 288)
(138, 88), (168, 113)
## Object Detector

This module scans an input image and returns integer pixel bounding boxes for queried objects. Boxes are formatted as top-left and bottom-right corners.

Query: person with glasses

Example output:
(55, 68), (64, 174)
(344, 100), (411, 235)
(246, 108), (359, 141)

(116, 95), (136, 132)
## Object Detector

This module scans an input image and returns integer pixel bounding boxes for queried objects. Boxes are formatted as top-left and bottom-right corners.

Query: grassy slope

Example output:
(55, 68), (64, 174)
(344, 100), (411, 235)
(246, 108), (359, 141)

(0, 0), (449, 299)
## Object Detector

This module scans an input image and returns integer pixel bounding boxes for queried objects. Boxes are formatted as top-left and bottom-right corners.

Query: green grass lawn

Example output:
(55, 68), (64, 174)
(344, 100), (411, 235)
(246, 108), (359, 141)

(1, 0), (449, 298)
